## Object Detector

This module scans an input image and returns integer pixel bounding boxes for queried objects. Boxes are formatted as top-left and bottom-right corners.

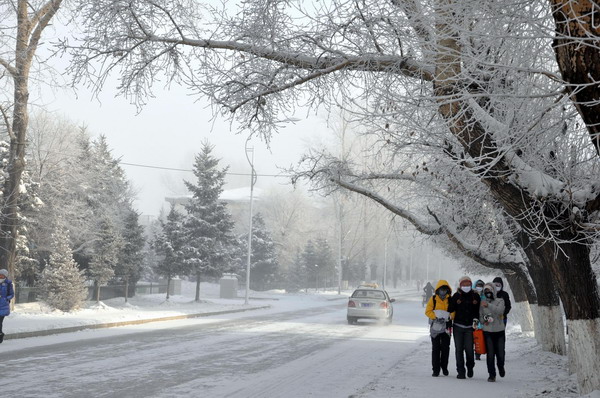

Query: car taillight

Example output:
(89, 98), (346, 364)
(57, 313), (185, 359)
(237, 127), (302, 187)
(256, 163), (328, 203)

(380, 301), (388, 309)
(348, 300), (356, 307)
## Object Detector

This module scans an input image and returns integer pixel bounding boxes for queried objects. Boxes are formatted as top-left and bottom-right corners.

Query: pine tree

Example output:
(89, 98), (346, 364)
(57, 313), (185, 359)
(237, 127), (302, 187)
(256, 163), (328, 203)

(115, 210), (146, 302)
(244, 213), (279, 291)
(285, 250), (306, 293)
(183, 141), (236, 302)
(314, 237), (335, 290)
(88, 217), (123, 303)
(40, 225), (88, 312)
(152, 205), (187, 300)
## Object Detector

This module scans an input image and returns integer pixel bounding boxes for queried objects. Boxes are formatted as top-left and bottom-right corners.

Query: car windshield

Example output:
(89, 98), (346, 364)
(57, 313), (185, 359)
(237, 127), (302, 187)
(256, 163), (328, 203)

(352, 290), (386, 299)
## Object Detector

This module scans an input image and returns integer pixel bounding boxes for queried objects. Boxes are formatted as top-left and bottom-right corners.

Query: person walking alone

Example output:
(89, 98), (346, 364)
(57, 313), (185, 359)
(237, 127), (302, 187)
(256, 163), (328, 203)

(448, 276), (481, 379)
(425, 280), (454, 377)
(480, 283), (506, 382)
(0, 269), (14, 343)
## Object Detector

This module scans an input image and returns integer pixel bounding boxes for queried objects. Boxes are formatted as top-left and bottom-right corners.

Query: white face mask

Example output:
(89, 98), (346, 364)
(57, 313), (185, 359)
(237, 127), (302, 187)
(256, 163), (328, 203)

(476, 286), (483, 293)
(0, 278), (5, 283)
(495, 285), (502, 292)
(461, 286), (472, 293)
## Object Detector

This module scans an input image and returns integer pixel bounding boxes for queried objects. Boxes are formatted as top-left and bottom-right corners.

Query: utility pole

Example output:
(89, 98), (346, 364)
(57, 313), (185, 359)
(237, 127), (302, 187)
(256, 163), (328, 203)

(244, 137), (257, 305)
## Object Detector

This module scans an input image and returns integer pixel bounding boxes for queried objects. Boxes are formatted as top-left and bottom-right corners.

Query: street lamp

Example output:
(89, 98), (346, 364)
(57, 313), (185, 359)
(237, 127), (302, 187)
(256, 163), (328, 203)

(244, 137), (257, 305)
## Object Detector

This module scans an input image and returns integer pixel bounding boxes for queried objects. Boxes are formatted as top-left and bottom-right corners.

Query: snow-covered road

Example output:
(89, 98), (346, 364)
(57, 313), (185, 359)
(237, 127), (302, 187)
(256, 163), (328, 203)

(2, 295), (429, 398)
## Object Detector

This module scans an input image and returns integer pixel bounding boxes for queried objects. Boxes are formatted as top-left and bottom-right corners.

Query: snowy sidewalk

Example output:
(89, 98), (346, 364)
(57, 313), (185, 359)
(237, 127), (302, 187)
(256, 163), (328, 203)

(354, 327), (580, 398)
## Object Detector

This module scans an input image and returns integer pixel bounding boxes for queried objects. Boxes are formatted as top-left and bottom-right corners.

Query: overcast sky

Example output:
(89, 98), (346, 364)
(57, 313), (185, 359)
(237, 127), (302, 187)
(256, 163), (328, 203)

(41, 76), (332, 216)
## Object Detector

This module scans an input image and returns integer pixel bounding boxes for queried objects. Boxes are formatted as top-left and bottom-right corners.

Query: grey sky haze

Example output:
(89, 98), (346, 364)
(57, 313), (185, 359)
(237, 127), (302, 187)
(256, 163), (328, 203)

(43, 79), (330, 216)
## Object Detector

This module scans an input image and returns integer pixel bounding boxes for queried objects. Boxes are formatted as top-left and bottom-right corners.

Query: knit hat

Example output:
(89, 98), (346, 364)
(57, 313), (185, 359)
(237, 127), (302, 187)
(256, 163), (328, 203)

(493, 277), (504, 287)
(458, 276), (472, 286)
(0, 269), (7, 277)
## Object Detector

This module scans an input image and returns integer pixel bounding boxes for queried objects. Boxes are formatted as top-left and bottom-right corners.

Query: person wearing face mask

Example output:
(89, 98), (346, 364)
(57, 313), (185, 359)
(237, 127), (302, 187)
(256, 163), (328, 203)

(480, 283), (506, 382)
(0, 269), (14, 343)
(492, 277), (512, 326)
(448, 276), (481, 379)
(473, 279), (486, 360)
(425, 280), (454, 377)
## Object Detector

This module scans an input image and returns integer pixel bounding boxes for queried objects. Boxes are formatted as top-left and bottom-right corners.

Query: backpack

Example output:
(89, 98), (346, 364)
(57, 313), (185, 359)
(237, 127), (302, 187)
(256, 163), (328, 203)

(429, 295), (451, 338)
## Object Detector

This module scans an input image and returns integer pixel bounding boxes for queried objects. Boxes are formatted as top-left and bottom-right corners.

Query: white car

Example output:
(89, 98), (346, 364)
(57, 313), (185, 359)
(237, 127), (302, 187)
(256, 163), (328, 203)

(347, 287), (395, 325)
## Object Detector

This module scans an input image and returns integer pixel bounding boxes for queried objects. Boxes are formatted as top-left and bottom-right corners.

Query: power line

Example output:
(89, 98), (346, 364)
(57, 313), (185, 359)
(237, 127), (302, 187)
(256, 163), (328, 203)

(118, 161), (292, 178)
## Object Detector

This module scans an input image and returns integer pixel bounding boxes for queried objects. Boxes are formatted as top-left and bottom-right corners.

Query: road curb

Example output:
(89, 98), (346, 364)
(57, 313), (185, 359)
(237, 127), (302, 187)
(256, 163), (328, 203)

(5, 305), (271, 341)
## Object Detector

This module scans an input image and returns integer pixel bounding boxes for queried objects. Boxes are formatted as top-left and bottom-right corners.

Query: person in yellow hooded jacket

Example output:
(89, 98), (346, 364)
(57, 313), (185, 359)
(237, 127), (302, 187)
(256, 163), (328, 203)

(425, 279), (454, 377)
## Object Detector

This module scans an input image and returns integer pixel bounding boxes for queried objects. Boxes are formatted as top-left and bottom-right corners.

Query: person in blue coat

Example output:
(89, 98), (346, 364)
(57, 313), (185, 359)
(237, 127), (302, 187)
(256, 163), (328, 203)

(0, 268), (15, 343)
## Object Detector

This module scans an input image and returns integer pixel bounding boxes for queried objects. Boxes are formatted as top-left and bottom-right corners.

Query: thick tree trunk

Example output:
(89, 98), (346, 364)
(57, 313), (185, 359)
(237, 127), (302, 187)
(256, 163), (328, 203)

(504, 272), (535, 332)
(530, 273), (566, 354)
(539, 241), (600, 394)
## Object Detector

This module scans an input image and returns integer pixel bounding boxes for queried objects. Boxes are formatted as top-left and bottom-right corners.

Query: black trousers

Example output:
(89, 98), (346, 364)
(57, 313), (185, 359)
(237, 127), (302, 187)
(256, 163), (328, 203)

(0, 315), (4, 334)
(431, 333), (450, 373)
(484, 331), (506, 376)
(453, 326), (475, 375)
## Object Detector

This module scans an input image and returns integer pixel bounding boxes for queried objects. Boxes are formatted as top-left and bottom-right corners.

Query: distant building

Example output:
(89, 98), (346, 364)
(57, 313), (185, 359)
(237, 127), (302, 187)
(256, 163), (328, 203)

(165, 186), (266, 234)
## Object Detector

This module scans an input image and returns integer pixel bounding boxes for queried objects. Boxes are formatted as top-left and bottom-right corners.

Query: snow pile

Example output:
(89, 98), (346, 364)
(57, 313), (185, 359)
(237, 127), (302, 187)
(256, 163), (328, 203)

(8, 281), (265, 334)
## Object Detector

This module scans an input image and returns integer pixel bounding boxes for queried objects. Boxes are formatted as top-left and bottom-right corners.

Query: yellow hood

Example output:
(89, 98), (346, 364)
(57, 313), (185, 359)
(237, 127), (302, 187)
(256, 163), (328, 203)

(435, 279), (452, 294)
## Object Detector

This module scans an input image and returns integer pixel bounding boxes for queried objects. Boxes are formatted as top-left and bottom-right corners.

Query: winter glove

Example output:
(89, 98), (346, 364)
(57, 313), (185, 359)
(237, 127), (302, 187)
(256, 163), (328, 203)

(472, 318), (479, 329)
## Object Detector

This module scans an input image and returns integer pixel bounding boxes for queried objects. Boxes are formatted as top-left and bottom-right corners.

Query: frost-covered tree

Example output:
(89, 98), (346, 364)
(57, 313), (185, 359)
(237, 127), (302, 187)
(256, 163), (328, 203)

(115, 210), (145, 302)
(88, 217), (122, 303)
(153, 205), (187, 300)
(183, 141), (236, 302)
(0, 0), (65, 281)
(242, 213), (279, 292)
(40, 224), (88, 312)
(67, 1), (600, 392)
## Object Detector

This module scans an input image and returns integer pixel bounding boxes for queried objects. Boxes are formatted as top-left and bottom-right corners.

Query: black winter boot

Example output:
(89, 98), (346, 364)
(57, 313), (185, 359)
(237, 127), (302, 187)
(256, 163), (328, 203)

(0, 332), (4, 343)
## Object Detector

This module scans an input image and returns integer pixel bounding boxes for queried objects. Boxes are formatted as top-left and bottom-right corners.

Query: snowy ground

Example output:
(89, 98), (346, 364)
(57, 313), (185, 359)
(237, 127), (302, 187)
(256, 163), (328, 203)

(1, 282), (593, 398)
(7, 282), (277, 335)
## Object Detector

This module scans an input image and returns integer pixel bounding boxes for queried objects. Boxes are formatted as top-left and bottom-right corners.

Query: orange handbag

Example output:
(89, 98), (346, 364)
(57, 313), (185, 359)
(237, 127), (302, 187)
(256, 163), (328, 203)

(473, 328), (487, 355)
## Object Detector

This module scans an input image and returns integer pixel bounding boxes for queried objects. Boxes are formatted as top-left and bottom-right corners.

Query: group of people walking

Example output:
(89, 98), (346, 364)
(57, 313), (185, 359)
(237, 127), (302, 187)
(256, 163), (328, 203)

(425, 276), (512, 382)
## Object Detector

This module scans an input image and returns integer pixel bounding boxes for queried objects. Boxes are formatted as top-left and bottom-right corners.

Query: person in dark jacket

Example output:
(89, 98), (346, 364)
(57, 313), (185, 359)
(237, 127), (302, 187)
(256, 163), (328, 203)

(493, 277), (512, 326)
(423, 282), (435, 302)
(0, 268), (14, 343)
(448, 276), (481, 379)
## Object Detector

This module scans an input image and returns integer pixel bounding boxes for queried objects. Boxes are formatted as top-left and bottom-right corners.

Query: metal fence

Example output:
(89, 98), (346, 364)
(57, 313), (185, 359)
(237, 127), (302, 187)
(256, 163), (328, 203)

(14, 282), (171, 304)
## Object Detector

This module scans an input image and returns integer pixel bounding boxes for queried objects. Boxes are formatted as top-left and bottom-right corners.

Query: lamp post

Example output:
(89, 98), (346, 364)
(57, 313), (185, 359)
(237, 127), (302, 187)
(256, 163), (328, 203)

(244, 137), (257, 305)
(315, 264), (319, 292)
